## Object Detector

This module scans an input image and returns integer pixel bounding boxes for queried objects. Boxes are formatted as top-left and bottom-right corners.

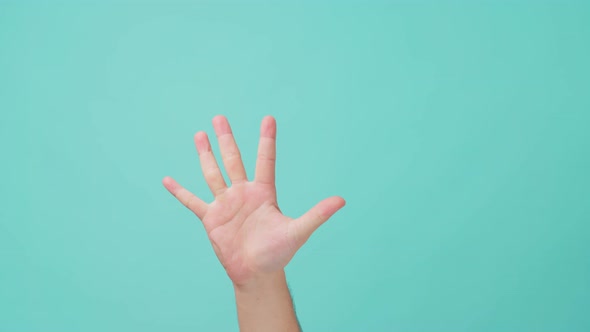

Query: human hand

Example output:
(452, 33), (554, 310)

(162, 115), (345, 287)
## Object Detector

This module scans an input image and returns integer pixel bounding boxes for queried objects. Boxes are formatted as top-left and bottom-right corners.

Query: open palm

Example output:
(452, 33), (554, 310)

(163, 115), (345, 286)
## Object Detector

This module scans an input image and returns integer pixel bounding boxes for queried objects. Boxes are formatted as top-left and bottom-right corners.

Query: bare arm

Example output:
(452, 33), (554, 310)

(234, 270), (301, 332)
(162, 115), (345, 331)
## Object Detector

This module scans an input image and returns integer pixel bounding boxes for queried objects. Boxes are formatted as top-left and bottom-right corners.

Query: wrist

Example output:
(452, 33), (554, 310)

(233, 269), (287, 294)
(233, 269), (300, 332)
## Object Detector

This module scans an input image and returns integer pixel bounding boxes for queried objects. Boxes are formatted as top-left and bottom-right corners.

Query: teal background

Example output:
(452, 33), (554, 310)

(1, 1), (589, 331)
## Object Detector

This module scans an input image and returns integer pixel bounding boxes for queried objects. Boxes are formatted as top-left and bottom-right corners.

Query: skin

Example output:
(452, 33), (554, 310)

(162, 115), (346, 331)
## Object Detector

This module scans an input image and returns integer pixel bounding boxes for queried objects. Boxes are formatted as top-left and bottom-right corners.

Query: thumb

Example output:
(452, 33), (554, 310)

(291, 196), (346, 247)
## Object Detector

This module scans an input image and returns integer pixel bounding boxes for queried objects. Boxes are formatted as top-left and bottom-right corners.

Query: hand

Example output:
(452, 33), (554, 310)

(162, 115), (345, 287)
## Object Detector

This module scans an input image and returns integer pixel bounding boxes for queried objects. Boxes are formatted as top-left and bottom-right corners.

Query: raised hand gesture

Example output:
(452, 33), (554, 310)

(162, 115), (345, 288)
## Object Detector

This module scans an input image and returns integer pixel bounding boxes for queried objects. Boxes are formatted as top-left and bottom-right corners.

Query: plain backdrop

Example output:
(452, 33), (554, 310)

(1, 1), (589, 331)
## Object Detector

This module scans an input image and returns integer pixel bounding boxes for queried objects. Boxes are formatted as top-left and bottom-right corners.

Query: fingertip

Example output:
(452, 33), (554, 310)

(332, 196), (346, 210)
(194, 131), (206, 141)
(317, 197), (345, 219)
(162, 176), (175, 191)
(264, 115), (276, 128)
(212, 115), (233, 135)
(317, 196), (346, 219)
(194, 131), (211, 152)
(260, 115), (277, 138)
(212, 114), (227, 125)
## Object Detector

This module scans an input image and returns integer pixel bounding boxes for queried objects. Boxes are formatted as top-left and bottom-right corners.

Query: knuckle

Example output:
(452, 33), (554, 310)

(186, 194), (196, 210)
(228, 154), (242, 164)
(203, 167), (219, 180)
(314, 209), (326, 222)
(257, 152), (276, 162)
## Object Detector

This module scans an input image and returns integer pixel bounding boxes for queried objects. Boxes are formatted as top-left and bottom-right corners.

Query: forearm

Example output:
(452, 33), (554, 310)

(233, 269), (301, 332)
